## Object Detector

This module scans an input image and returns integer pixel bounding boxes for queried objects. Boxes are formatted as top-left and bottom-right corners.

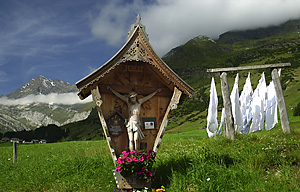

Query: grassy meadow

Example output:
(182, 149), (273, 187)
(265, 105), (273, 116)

(1, 122), (300, 191)
(1, 69), (300, 191)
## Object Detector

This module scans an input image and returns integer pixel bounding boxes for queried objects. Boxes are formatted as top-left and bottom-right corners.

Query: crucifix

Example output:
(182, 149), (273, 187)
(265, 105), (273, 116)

(107, 86), (161, 151)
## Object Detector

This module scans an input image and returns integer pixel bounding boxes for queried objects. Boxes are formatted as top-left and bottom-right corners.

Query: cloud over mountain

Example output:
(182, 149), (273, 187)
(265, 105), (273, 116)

(0, 93), (92, 106)
(91, 0), (300, 56)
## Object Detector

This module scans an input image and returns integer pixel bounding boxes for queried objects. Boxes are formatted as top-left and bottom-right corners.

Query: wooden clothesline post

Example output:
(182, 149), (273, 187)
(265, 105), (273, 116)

(271, 68), (290, 133)
(207, 63), (291, 139)
(220, 72), (235, 140)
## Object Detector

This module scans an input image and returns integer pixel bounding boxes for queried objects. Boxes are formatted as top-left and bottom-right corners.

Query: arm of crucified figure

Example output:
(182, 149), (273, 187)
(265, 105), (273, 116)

(138, 88), (161, 104)
(107, 86), (128, 103)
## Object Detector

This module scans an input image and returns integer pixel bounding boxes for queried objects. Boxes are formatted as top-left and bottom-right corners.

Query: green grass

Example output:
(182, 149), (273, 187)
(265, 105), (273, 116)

(154, 128), (300, 191)
(0, 141), (114, 191)
(1, 125), (299, 191)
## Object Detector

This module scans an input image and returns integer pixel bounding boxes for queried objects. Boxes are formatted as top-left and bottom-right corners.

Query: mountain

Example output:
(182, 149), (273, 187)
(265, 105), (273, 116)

(163, 18), (300, 80)
(162, 35), (229, 78)
(6, 76), (78, 99)
(2, 107), (102, 142)
(0, 76), (93, 133)
(217, 19), (300, 44)
(162, 18), (300, 131)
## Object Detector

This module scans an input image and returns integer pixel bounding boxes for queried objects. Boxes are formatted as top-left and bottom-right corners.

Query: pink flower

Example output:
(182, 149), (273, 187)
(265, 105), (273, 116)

(116, 165), (121, 170)
(126, 157), (133, 163)
(122, 151), (129, 156)
(146, 171), (152, 176)
(132, 156), (139, 162)
(130, 150), (136, 154)
(117, 159), (124, 164)
(139, 156), (144, 162)
(121, 155), (126, 159)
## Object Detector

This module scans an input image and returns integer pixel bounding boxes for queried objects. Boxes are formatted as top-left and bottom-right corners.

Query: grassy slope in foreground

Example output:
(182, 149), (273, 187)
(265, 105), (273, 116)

(1, 126), (299, 191)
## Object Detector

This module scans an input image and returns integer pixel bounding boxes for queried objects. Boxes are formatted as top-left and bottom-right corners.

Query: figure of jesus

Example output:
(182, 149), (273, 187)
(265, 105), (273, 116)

(107, 86), (160, 151)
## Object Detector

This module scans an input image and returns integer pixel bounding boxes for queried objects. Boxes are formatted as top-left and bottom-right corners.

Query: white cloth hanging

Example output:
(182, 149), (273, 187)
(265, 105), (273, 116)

(217, 108), (225, 135)
(207, 77), (218, 138)
(230, 73), (243, 130)
(265, 81), (278, 130)
(265, 69), (281, 131)
(238, 73), (253, 134)
(250, 72), (267, 133)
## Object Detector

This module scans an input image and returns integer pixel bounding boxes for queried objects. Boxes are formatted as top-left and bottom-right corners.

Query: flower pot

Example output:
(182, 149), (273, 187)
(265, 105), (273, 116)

(113, 170), (151, 189)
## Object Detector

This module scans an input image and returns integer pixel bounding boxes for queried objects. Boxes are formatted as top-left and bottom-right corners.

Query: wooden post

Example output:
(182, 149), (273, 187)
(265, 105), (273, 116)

(271, 68), (291, 133)
(13, 142), (17, 164)
(153, 87), (182, 153)
(91, 85), (117, 165)
(220, 72), (235, 140)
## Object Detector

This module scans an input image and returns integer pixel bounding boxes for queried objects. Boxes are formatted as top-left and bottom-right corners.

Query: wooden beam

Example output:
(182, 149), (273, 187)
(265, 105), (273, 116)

(271, 69), (291, 133)
(207, 63), (291, 73)
(91, 84), (117, 165)
(220, 72), (235, 140)
(153, 87), (182, 153)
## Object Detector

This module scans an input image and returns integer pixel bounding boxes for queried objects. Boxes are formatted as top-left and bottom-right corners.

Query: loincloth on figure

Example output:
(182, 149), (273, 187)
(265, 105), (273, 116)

(126, 120), (145, 140)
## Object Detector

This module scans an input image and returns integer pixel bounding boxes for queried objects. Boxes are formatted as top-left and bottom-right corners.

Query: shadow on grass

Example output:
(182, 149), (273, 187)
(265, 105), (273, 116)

(152, 155), (192, 188)
(152, 149), (236, 189)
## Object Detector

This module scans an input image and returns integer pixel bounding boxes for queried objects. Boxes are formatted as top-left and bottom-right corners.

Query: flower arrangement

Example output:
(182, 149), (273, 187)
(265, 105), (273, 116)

(116, 149), (156, 182)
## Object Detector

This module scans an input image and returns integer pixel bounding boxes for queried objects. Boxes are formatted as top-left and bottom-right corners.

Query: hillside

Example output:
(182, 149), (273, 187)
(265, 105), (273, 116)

(2, 107), (102, 142)
(163, 18), (300, 81)
(162, 18), (300, 133)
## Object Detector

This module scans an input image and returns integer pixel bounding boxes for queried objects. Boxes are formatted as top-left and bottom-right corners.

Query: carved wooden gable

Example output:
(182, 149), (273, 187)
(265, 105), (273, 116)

(76, 24), (193, 100)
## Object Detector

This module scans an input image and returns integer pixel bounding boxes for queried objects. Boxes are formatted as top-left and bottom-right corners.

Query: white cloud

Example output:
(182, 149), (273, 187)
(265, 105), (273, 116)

(90, 0), (300, 56)
(90, 0), (144, 46)
(0, 93), (92, 105)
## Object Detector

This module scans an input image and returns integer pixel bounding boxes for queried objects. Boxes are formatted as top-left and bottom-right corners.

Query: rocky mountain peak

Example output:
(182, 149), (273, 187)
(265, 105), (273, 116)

(6, 76), (78, 99)
(0, 75), (92, 133)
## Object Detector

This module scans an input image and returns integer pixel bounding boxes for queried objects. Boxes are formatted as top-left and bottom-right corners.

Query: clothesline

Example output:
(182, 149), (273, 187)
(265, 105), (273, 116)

(207, 71), (280, 138)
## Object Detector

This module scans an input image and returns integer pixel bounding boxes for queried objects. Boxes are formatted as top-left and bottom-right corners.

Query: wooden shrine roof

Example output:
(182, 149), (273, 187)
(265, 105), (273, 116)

(76, 16), (194, 99)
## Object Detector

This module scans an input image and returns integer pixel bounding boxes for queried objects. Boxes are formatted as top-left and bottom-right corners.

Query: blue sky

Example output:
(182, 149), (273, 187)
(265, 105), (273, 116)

(1, 0), (300, 96)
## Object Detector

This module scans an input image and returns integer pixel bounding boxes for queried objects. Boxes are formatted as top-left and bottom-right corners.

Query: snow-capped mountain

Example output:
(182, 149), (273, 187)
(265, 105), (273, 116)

(6, 76), (78, 99)
(0, 76), (93, 132)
